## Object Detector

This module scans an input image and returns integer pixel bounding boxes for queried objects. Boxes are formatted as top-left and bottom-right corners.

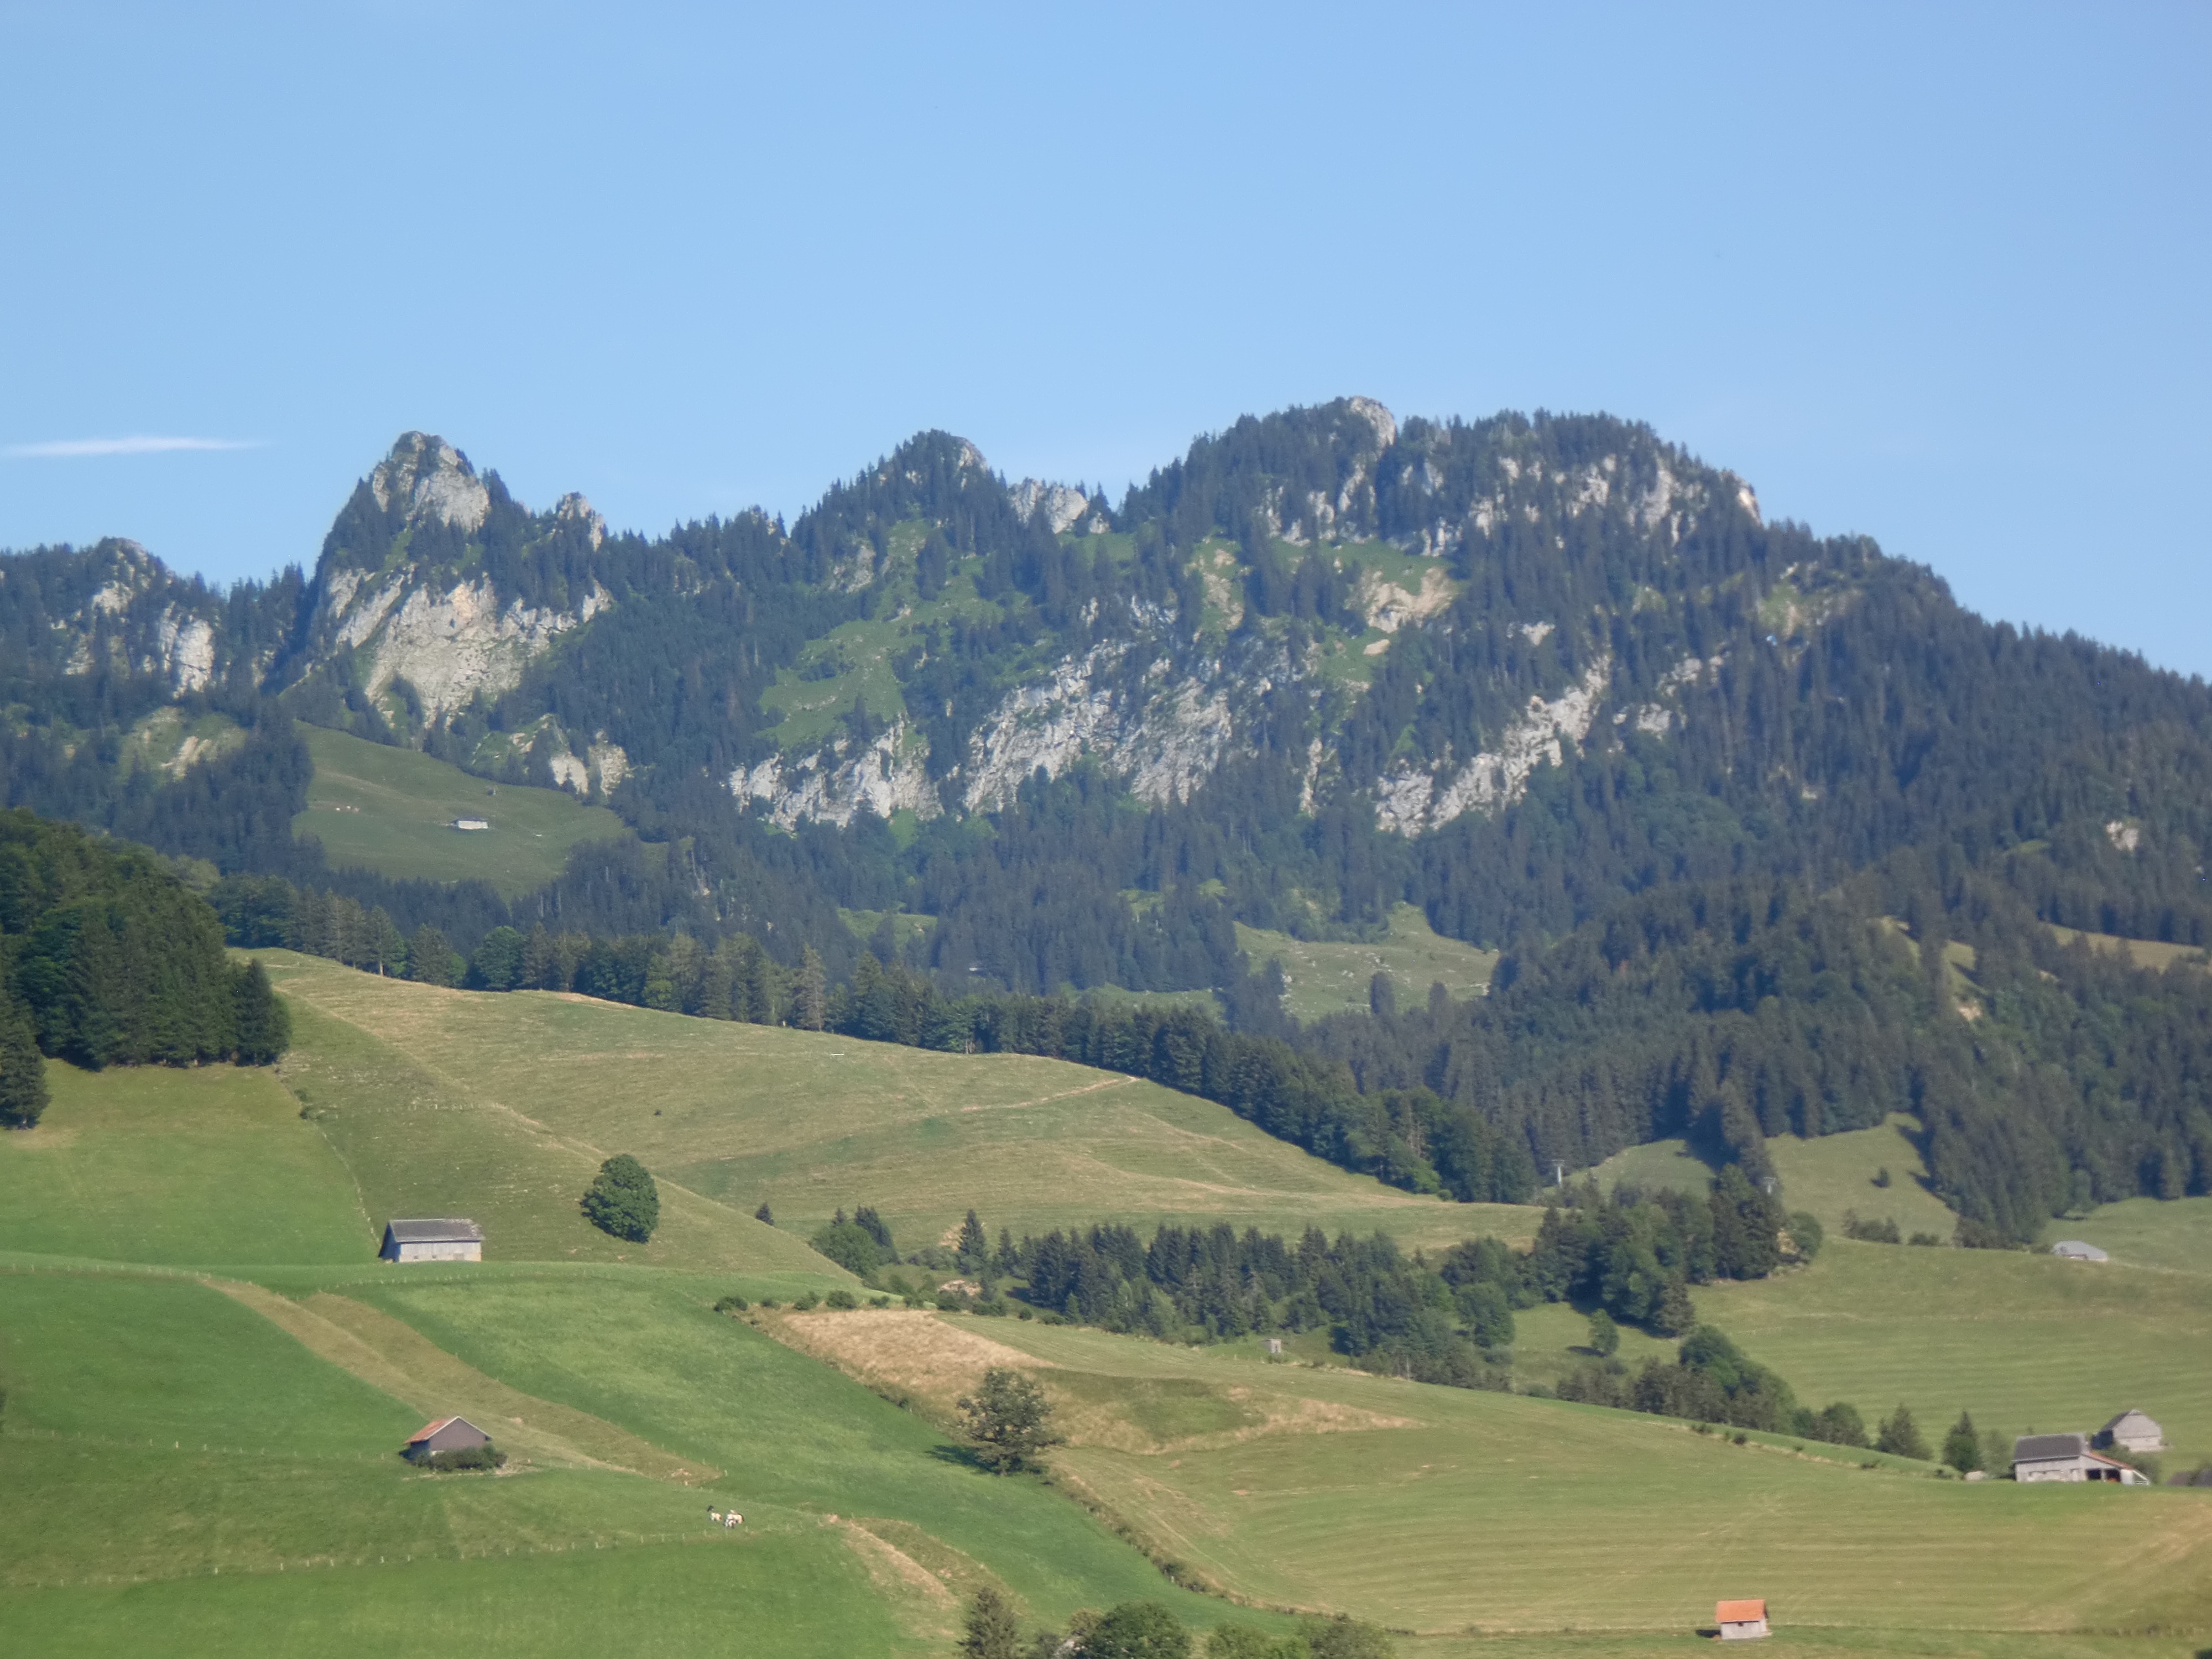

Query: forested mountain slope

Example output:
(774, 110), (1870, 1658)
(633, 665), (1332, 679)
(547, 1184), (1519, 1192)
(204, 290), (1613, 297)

(7, 399), (2211, 1232)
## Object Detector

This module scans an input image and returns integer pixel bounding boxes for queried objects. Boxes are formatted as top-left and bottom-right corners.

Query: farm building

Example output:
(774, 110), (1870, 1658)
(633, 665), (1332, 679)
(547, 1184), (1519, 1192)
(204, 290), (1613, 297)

(1715, 1598), (1769, 1640)
(2051, 1240), (2109, 1261)
(404, 1417), (490, 1460)
(452, 817), (490, 831)
(2012, 1432), (2150, 1484)
(2096, 1410), (2166, 1452)
(380, 1218), (484, 1262)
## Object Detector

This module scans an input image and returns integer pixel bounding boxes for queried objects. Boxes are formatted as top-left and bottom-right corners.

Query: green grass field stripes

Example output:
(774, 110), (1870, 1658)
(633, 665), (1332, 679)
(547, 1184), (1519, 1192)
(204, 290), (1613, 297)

(1, 1528), (927, 1658)
(1698, 1238), (2212, 1465)
(295, 724), (628, 896)
(940, 1314), (2212, 1637)
(0, 1062), (371, 1266)
(263, 951), (1474, 1254)
(342, 1273), (1235, 1630)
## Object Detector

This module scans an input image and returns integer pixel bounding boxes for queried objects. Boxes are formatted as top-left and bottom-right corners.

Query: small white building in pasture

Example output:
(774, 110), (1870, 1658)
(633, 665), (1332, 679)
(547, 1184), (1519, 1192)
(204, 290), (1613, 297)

(381, 1218), (484, 1262)
(1715, 1598), (1769, 1640)
(2050, 1240), (2109, 1261)
(2012, 1432), (2149, 1484)
(452, 817), (491, 832)
(2096, 1410), (2166, 1453)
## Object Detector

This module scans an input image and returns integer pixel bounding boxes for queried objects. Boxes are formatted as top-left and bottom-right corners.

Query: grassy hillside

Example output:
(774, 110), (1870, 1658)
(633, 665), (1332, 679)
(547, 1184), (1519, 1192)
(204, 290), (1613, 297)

(0, 1061), (369, 1265)
(1592, 1119), (1961, 1241)
(2042, 1194), (2212, 1275)
(263, 951), (1494, 1256)
(1237, 904), (1498, 1024)
(772, 1306), (2212, 1640)
(295, 724), (628, 896)
(8, 950), (2211, 1656)
(1698, 1238), (2212, 1466)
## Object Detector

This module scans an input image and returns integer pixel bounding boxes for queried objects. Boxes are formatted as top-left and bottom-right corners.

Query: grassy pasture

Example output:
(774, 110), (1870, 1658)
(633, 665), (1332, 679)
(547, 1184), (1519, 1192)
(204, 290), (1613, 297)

(2043, 1194), (2212, 1276)
(294, 724), (627, 896)
(4, 1534), (924, 1659)
(1697, 1239), (2212, 1466)
(273, 987), (833, 1278)
(1237, 904), (1498, 1024)
(342, 1272), (1239, 1635)
(0, 1061), (369, 1265)
(764, 1307), (2212, 1639)
(1593, 1119), (1962, 1242)
(264, 951), (1488, 1256)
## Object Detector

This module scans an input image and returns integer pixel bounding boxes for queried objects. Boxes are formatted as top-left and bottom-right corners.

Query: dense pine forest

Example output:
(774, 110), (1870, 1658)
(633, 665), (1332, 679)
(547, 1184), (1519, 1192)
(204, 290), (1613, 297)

(5, 400), (2210, 1236)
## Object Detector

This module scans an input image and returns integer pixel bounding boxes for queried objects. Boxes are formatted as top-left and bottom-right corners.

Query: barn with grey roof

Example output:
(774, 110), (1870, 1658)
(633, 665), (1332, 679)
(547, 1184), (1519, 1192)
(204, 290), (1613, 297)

(380, 1218), (483, 1262)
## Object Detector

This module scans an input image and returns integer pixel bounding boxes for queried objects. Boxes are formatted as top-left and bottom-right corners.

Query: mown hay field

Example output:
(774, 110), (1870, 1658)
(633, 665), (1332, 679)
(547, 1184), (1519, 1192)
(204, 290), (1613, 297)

(775, 1307), (2212, 1641)
(263, 952), (1498, 1256)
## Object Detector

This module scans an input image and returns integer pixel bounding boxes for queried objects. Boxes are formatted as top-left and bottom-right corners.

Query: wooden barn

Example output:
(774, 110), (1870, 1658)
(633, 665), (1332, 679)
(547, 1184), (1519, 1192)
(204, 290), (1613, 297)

(1715, 1598), (1769, 1640)
(404, 1417), (491, 1461)
(380, 1218), (484, 1262)
(2050, 1240), (2109, 1262)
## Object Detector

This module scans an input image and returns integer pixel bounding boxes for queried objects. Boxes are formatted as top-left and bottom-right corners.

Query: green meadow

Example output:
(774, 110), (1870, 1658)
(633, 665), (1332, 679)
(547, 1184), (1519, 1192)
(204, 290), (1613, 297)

(4, 951), (2211, 1655)
(294, 723), (628, 895)
(260, 951), (1488, 1256)
(780, 1307), (2212, 1642)
(1236, 904), (1499, 1024)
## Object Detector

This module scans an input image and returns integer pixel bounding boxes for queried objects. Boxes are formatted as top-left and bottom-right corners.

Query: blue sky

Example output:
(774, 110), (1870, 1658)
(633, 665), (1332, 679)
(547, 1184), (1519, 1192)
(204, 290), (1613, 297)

(3, 2), (2206, 674)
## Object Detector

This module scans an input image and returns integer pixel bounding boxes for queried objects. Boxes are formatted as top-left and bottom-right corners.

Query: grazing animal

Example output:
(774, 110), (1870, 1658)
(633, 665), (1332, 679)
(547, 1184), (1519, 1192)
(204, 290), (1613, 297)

(724, 1512), (742, 1527)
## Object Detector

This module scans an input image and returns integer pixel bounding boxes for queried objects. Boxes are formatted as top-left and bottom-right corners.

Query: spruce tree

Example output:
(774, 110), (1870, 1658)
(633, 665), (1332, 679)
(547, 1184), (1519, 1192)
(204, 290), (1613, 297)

(958, 1586), (1021, 1659)
(1942, 1410), (1982, 1473)
(229, 958), (291, 1064)
(796, 947), (827, 1031)
(1877, 1404), (1930, 1460)
(0, 990), (50, 1128)
(957, 1208), (989, 1269)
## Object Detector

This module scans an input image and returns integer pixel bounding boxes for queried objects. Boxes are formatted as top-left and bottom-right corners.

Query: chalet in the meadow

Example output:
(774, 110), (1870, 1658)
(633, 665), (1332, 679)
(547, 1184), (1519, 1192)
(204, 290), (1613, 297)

(2095, 1409), (2166, 1453)
(404, 1417), (491, 1461)
(2050, 1240), (2109, 1262)
(2011, 1432), (2150, 1483)
(1715, 1598), (1769, 1640)
(380, 1218), (484, 1262)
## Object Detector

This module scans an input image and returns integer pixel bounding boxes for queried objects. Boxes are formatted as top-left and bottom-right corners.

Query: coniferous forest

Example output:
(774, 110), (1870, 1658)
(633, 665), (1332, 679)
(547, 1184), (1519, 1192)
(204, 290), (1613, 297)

(4, 400), (2210, 1236)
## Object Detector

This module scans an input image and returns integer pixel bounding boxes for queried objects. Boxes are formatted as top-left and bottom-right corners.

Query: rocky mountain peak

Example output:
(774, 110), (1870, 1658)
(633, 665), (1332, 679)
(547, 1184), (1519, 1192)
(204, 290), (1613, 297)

(369, 432), (489, 533)
(554, 492), (607, 550)
(1344, 396), (1397, 452)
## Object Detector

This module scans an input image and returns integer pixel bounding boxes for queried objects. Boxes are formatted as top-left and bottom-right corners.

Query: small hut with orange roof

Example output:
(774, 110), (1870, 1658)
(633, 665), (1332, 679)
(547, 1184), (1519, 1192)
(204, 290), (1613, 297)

(1715, 1598), (1769, 1640)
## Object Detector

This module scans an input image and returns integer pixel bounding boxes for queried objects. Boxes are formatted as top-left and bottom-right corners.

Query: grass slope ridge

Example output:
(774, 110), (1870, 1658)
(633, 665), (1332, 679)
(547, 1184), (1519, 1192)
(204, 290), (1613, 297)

(262, 951), (1485, 1254)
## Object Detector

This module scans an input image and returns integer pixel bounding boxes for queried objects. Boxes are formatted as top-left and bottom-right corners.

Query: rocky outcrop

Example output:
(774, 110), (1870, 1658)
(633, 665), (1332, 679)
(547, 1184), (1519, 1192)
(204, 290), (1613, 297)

(371, 432), (488, 532)
(318, 570), (611, 724)
(1009, 480), (1095, 535)
(1373, 659), (1610, 834)
(731, 722), (938, 830)
(957, 645), (1237, 812)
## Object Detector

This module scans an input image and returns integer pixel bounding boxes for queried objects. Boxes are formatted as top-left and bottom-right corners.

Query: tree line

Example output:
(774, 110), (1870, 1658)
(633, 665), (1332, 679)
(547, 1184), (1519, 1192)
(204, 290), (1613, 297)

(0, 810), (288, 1125)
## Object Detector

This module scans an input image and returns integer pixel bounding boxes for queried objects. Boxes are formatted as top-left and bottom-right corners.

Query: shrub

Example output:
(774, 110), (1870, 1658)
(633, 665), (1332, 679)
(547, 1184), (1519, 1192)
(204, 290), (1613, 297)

(1786, 1211), (1823, 1260)
(1300, 1613), (1397, 1658)
(792, 1291), (820, 1311)
(754, 1202), (775, 1225)
(825, 1289), (858, 1310)
(581, 1153), (659, 1242)
(1843, 1211), (1901, 1244)
(811, 1218), (884, 1276)
(1085, 1601), (1189, 1659)
(1954, 1215), (2026, 1250)
(712, 1294), (749, 1314)
(1942, 1411), (1983, 1473)
(410, 1443), (506, 1473)
(1908, 1231), (1943, 1247)
(1587, 1310), (1619, 1357)
(869, 1295), (891, 1308)
(937, 1291), (969, 1312)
